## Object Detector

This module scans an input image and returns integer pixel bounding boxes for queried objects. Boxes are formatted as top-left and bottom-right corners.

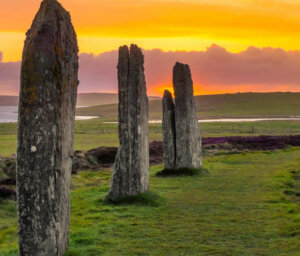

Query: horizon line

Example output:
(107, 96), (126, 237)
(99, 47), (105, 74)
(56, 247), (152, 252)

(2, 91), (300, 98)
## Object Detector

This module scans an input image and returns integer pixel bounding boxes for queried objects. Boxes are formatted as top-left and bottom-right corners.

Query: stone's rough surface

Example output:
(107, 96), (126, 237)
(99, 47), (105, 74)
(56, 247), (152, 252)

(108, 44), (149, 201)
(162, 64), (202, 170)
(162, 90), (176, 169)
(17, 0), (78, 255)
(173, 62), (202, 169)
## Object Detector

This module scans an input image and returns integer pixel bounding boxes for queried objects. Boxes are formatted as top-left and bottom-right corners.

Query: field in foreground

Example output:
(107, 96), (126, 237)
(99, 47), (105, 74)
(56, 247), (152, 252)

(1, 148), (300, 255)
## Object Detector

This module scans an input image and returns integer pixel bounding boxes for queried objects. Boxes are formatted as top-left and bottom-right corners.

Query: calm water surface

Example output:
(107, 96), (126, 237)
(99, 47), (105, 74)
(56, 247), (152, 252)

(0, 106), (98, 123)
(2, 106), (300, 124)
(106, 117), (300, 124)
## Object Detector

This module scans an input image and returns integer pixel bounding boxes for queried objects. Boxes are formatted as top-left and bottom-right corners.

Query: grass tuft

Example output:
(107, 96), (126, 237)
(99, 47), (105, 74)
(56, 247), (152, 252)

(156, 167), (208, 177)
(104, 191), (164, 207)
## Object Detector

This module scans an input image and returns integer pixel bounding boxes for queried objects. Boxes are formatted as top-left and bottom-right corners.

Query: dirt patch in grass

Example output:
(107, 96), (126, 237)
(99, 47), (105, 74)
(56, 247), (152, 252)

(104, 191), (165, 207)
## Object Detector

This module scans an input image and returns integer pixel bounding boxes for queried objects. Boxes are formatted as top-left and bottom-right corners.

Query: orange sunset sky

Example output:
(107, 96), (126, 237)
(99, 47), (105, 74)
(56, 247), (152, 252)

(1, 0), (300, 96)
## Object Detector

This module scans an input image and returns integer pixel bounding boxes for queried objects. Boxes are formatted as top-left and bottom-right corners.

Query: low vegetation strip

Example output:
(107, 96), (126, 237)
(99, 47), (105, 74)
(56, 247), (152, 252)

(2, 136), (300, 184)
(203, 135), (300, 150)
(2, 120), (300, 157)
(156, 167), (208, 177)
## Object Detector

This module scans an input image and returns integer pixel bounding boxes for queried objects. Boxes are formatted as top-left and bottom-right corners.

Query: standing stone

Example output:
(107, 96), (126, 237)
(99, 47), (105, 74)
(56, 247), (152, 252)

(173, 62), (202, 169)
(162, 90), (176, 169)
(108, 44), (149, 201)
(17, 0), (78, 255)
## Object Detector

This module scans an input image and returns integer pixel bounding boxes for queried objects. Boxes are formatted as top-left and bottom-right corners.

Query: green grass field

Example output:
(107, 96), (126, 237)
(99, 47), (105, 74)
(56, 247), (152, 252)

(1, 148), (300, 255)
(76, 92), (300, 121)
(1, 118), (300, 156)
(1, 93), (300, 255)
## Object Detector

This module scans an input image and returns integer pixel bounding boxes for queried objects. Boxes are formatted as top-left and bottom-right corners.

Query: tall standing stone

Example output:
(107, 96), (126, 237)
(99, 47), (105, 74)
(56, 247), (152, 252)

(162, 90), (176, 169)
(108, 44), (149, 201)
(173, 62), (202, 169)
(17, 0), (78, 255)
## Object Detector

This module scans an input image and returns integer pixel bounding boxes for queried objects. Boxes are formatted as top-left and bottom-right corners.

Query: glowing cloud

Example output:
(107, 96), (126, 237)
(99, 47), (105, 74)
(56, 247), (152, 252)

(1, 45), (300, 96)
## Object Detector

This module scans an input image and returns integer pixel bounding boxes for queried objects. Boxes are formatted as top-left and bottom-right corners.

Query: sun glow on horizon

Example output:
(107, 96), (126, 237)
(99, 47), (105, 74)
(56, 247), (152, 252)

(149, 84), (250, 97)
(1, 0), (300, 95)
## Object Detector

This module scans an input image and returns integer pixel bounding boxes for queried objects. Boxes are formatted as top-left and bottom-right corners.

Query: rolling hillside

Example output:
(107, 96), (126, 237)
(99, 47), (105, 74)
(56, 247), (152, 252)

(77, 93), (160, 106)
(0, 93), (160, 107)
(0, 96), (19, 106)
(76, 92), (300, 121)
(3, 92), (300, 120)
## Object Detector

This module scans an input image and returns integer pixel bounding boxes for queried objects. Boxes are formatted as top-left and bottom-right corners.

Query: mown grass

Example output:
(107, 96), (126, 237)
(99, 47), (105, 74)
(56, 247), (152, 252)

(1, 119), (300, 156)
(0, 148), (300, 255)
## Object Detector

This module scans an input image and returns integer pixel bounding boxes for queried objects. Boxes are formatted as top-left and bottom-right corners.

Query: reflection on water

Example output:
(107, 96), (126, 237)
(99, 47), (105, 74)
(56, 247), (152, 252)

(106, 117), (300, 124)
(2, 106), (300, 124)
(198, 118), (300, 123)
(0, 106), (18, 123)
(76, 116), (98, 121)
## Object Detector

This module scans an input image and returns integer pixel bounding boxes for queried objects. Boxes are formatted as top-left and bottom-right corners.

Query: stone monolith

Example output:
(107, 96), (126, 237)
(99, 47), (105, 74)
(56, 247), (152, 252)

(162, 90), (176, 169)
(17, 0), (78, 255)
(173, 62), (202, 169)
(108, 44), (149, 201)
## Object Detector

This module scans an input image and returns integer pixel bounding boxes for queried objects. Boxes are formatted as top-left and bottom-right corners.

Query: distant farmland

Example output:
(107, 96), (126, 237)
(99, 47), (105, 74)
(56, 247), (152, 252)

(0, 93), (160, 107)
(76, 92), (300, 121)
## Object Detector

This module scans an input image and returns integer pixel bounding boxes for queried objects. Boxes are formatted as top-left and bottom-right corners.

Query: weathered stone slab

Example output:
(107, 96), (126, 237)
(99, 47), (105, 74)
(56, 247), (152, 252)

(173, 62), (202, 169)
(162, 90), (176, 169)
(108, 44), (149, 201)
(17, 0), (79, 255)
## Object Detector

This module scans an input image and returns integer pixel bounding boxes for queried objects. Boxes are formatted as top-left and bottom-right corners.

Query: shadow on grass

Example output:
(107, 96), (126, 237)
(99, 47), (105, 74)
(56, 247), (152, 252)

(155, 167), (209, 177)
(104, 191), (165, 207)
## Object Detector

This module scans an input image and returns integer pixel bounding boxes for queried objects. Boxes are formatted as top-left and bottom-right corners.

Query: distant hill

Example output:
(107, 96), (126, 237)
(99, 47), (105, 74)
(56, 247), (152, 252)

(0, 96), (19, 106)
(0, 93), (160, 107)
(77, 93), (118, 106)
(76, 92), (300, 121)
(77, 93), (160, 106)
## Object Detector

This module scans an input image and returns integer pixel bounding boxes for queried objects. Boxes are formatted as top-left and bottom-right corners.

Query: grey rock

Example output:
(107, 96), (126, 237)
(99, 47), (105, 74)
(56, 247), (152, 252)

(108, 44), (149, 201)
(173, 62), (202, 169)
(162, 90), (176, 169)
(17, 0), (78, 255)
